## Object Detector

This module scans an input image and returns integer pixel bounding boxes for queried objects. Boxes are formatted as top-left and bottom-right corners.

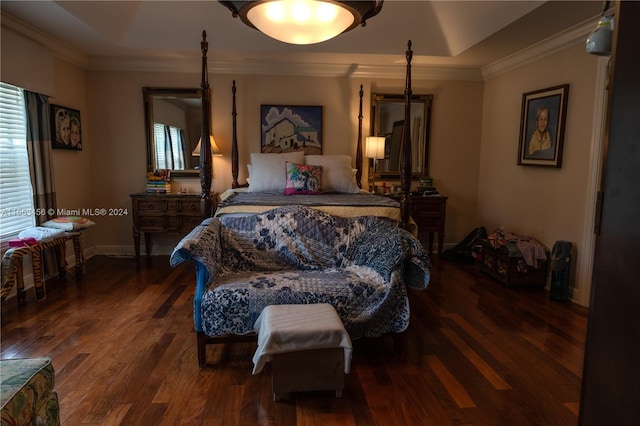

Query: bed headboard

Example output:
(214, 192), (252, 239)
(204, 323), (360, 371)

(228, 83), (366, 190)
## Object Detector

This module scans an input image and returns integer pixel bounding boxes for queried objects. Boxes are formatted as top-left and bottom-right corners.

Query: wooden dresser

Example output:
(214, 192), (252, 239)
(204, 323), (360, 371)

(129, 192), (217, 258)
(390, 194), (447, 254)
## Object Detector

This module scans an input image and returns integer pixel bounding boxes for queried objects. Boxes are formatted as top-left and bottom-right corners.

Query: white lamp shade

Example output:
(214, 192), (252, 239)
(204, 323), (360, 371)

(193, 135), (221, 156)
(247, 0), (354, 45)
(366, 136), (386, 159)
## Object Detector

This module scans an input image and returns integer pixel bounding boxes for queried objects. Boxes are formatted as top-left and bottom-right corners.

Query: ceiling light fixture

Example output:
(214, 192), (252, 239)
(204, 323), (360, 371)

(219, 0), (384, 45)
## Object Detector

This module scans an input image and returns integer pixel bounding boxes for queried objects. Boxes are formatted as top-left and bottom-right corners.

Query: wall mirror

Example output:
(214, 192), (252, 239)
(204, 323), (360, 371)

(143, 87), (203, 178)
(370, 93), (433, 178)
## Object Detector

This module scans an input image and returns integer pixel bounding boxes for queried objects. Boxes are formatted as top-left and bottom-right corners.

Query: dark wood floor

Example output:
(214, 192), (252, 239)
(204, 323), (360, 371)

(1, 254), (588, 425)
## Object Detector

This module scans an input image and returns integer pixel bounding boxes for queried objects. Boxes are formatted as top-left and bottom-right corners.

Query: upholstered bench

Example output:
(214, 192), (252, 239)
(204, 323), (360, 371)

(252, 304), (352, 401)
(1, 231), (88, 305)
(0, 357), (60, 425)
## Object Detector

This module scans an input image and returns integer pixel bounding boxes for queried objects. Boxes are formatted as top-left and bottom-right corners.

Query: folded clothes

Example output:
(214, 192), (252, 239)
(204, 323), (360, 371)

(18, 226), (65, 242)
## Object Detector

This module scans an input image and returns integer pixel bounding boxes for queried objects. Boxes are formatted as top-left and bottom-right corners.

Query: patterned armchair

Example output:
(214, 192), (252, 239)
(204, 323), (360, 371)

(1, 357), (60, 425)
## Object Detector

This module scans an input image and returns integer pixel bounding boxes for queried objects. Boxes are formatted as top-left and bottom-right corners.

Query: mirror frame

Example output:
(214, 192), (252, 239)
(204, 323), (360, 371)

(143, 87), (203, 178)
(370, 92), (433, 179)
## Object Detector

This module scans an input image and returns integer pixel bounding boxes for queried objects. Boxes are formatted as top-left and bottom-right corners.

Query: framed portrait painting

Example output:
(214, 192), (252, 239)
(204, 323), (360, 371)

(260, 105), (322, 154)
(50, 104), (82, 150)
(517, 84), (569, 167)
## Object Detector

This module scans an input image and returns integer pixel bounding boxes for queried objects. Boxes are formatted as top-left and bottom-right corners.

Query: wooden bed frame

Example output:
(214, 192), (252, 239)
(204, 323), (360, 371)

(194, 32), (414, 362)
(197, 32), (414, 230)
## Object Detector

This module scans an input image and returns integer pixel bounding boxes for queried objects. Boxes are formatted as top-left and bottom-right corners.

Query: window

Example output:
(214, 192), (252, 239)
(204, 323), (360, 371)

(153, 122), (185, 170)
(0, 82), (35, 240)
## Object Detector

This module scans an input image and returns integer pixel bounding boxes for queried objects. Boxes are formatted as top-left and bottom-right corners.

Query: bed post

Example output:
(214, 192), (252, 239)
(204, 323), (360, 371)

(200, 31), (213, 219)
(231, 81), (241, 189)
(356, 84), (364, 189)
(399, 40), (413, 230)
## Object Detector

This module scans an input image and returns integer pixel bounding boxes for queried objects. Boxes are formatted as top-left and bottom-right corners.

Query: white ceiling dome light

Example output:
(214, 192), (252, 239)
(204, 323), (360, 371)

(220, 0), (384, 45)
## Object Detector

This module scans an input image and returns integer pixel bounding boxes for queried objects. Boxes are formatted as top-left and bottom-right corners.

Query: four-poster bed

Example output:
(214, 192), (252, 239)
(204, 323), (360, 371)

(171, 33), (429, 366)
(197, 34), (416, 228)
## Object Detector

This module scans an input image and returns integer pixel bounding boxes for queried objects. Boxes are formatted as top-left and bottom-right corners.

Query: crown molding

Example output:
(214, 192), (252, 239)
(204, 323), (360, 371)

(87, 54), (482, 81)
(4, 9), (590, 83)
(1, 12), (88, 68)
(482, 19), (595, 80)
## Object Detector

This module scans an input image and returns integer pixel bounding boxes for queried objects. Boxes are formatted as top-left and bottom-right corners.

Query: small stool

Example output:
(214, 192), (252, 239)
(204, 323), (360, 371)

(252, 304), (352, 401)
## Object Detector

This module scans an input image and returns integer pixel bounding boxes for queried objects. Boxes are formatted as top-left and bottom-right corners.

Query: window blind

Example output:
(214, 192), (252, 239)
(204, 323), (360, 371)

(0, 82), (35, 240)
(153, 122), (184, 170)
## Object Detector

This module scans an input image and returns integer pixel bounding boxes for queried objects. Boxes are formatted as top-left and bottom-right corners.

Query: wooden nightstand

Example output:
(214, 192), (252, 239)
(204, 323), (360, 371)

(410, 195), (447, 255)
(129, 192), (217, 258)
(389, 194), (447, 254)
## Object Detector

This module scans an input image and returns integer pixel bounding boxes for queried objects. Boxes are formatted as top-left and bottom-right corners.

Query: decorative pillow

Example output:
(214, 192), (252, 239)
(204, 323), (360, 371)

(304, 155), (359, 193)
(248, 151), (305, 192)
(284, 162), (323, 195)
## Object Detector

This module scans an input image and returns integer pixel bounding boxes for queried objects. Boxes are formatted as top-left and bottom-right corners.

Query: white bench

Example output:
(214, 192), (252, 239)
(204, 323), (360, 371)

(252, 303), (352, 401)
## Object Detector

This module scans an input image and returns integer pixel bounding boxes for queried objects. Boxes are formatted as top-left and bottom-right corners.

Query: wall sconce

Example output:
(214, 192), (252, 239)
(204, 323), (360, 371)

(192, 135), (222, 157)
(366, 136), (385, 192)
(586, 1), (614, 56)
(219, 0), (384, 45)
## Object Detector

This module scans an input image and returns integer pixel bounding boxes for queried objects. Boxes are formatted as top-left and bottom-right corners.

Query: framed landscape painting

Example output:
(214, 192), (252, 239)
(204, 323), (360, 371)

(260, 105), (322, 154)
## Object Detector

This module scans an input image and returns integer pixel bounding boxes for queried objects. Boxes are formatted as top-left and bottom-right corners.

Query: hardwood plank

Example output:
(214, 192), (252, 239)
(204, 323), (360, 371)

(440, 327), (511, 390)
(0, 255), (588, 425)
(427, 354), (477, 408)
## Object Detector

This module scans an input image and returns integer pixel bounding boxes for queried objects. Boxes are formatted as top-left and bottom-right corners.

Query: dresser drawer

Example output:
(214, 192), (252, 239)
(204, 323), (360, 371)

(166, 200), (180, 212)
(165, 200), (199, 214)
(412, 200), (444, 213)
(138, 200), (165, 213)
(181, 215), (203, 230)
(412, 210), (442, 222)
(166, 215), (202, 232)
(181, 200), (200, 213)
(138, 215), (165, 230)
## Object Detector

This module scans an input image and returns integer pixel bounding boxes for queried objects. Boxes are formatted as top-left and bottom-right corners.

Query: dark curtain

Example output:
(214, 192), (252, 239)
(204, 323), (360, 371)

(24, 91), (59, 286)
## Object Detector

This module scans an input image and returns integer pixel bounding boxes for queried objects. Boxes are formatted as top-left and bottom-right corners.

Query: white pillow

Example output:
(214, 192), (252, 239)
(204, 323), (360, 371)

(248, 152), (305, 192)
(304, 155), (360, 193)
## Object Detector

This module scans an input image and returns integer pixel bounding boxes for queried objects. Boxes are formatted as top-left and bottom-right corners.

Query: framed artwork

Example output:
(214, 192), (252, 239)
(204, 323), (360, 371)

(517, 84), (569, 167)
(50, 104), (82, 150)
(260, 105), (322, 154)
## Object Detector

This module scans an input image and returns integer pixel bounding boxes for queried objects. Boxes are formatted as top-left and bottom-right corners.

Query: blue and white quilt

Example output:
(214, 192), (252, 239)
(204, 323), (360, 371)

(170, 205), (431, 338)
